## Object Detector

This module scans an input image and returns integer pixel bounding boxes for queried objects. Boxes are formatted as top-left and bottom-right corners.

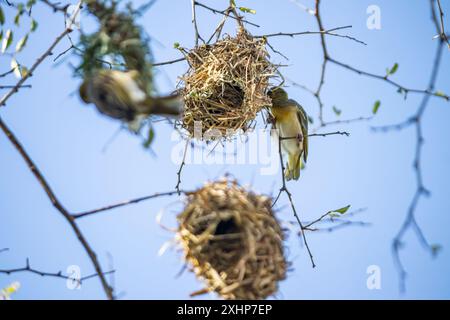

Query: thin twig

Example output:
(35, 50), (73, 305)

(0, 69), (15, 78)
(39, 0), (69, 13)
(72, 190), (186, 219)
(194, 1), (260, 28)
(0, 85), (32, 90)
(273, 131), (315, 268)
(175, 139), (190, 195)
(308, 131), (349, 138)
(390, 30), (445, 293)
(256, 26), (367, 46)
(436, 0), (450, 49)
(191, 0), (204, 46)
(328, 57), (449, 101)
(0, 258), (115, 286)
(152, 57), (186, 67)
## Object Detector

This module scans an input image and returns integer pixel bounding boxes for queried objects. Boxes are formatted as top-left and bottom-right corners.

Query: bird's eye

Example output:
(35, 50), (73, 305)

(98, 91), (107, 102)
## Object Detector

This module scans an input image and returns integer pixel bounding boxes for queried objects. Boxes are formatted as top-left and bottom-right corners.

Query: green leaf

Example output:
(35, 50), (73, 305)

(372, 100), (381, 114)
(143, 127), (155, 148)
(0, 30), (3, 42)
(15, 34), (28, 53)
(26, 0), (37, 10)
(14, 12), (21, 26)
(173, 42), (180, 49)
(1, 29), (13, 53)
(0, 7), (5, 25)
(239, 7), (256, 14)
(333, 205), (351, 215)
(31, 19), (38, 32)
(435, 91), (447, 97)
(332, 106), (342, 116)
(389, 63), (399, 75)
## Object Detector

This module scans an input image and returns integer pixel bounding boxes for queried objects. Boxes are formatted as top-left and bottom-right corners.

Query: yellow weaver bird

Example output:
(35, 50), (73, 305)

(268, 87), (309, 181)
(79, 69), (182, 131)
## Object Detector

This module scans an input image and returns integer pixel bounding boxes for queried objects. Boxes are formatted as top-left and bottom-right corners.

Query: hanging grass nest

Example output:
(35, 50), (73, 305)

(178, 28), (277, 138)
(177, 179), (287, 300)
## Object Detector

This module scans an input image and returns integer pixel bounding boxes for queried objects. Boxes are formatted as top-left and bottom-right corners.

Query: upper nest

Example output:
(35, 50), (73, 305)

(77, 0), (154, 93)
(179, 28), (276, 138)
(177, 179), (287, 300)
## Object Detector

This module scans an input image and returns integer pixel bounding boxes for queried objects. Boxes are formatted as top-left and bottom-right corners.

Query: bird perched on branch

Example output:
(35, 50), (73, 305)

(79, 69), (182, 131)
(268, 87), (308, 181)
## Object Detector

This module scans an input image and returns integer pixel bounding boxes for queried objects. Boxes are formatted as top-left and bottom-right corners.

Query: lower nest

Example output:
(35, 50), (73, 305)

(177, 180), (287, 300)
(179, 29), (276, 139)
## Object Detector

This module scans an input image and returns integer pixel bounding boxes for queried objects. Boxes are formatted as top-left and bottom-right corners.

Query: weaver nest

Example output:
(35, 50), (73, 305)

(177, 179), (287, 300)
(178, 28), (277, 139)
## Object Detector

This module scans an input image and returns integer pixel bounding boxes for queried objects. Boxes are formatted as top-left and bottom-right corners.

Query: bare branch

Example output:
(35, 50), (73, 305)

(436, 0), (450, 49)
(0, 116), (114, 300)
(308, 131), (349, 138)
(191, 0), (204, 46)
(72, 190), (186, 220)
(0, 258), (115, 286)
(256, 26), (367, 46)
(328, 57), (449, 101)
(175, 139), (190, 195)
(390, 39), (445, 292)
(384, 0), (447, 292)
(152, 57), (186, 67)
(273, 132), (316, 268)
(39, 0), (70, 13)
(194, 1), (260, 28)
(0, 69), (15, 78)
(0, 85), (32, 90)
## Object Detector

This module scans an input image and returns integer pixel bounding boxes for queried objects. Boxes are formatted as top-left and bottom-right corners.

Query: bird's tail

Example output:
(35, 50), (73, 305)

(285, 154), (301, 181)
(141, 93), (183, 118)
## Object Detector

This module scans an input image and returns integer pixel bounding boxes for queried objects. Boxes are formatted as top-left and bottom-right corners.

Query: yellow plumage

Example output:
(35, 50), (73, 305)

(269, 88), (308, 181)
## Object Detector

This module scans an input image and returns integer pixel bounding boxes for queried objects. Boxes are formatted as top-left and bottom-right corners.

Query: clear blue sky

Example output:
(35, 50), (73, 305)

(1, 0), (449, 299)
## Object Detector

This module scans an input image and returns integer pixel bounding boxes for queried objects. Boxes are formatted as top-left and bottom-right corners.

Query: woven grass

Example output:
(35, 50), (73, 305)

(179, 28), (276, 139)
(177, 179), (287, 300)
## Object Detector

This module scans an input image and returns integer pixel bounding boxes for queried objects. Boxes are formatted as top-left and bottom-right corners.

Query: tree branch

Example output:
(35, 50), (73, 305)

(194, 1), (260, 28)
(0, 258), (115, 286)
(256, 25), (367, 46)
(191, 0), (204, 46)
(0, 116), (114, 300)
(273, 132), (316, 268)
(175, 139), (190, 195)
(152, 57), (186, 67)
(72, 190), (187, 219)
(436, 0), (450, 49)
(308, 131), (349, 138)
(380, 0), (446, 292)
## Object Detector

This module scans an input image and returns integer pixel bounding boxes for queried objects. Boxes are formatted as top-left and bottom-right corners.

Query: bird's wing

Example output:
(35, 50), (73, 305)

(93, 75), (136, 121)
(289, 99), (309, 162)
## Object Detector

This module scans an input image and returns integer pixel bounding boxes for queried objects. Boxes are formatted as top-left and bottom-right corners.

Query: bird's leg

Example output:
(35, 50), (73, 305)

(266, 113), (275, 126)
